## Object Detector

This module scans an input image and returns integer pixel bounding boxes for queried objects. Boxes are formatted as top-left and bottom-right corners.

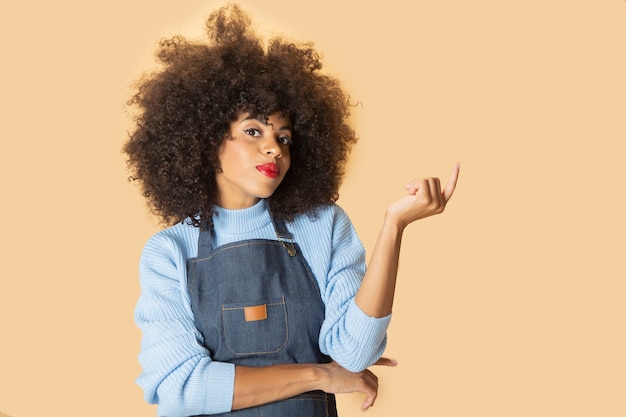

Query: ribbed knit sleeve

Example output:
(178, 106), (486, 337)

(135, 230), (235, 416)
(314, 206), (391, 372)
(291, 205), (391, 372)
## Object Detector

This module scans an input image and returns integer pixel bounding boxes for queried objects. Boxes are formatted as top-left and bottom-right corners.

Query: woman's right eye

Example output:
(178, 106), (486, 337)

(244, 128), (260, 137)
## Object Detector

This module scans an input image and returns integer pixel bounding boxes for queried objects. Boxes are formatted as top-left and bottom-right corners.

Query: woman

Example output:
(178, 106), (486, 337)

(124, 4), (460, 416)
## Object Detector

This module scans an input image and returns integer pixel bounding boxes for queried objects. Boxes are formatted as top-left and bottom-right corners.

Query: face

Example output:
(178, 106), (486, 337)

(215, 112), (292, 209)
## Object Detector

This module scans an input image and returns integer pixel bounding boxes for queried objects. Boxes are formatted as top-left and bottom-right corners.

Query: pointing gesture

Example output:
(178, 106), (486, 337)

(388, 162), (461, 229)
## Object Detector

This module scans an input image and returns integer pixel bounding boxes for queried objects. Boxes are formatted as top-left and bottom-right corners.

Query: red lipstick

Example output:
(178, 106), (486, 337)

(256, 163), (280, 179)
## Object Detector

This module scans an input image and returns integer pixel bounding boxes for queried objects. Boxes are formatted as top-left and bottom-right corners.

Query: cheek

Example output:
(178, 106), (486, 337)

(216, 142), (229, 165)
(218, 142), (246, 171)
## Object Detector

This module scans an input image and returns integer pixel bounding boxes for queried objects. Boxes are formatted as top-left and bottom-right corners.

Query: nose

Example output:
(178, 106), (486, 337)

(261, 137), (283, 158)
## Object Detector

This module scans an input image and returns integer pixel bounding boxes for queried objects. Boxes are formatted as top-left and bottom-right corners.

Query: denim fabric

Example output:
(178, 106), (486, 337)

(187, 209), (337, 416)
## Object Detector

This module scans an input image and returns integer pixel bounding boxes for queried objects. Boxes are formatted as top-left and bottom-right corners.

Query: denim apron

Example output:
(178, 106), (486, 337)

(187, 207), (338, 416)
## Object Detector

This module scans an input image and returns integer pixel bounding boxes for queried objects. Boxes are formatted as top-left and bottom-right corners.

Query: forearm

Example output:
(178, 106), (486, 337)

(232, 360), (387, 411)
(354, 211), (405, 318)
(232, 363), (323, 410)
(355, 163), (461, 317)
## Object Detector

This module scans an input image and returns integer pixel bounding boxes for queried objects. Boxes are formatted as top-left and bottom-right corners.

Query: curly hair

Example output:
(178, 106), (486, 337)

(123, 3), (357, 226)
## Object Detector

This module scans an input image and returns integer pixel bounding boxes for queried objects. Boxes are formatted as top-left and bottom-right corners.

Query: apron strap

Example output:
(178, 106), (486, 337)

(267, 201), (297, 257)
(197, 223), (214, 258)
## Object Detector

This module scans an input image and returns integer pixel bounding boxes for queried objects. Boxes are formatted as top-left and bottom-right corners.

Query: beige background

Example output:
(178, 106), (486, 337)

(1, 0), (624, 416)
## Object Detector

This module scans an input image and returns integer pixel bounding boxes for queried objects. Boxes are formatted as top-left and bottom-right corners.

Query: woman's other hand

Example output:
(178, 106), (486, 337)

(317, 358), (397, 410)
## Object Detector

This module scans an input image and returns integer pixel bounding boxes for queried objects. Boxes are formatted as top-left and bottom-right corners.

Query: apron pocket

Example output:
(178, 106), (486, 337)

(222, 295), (288, 355)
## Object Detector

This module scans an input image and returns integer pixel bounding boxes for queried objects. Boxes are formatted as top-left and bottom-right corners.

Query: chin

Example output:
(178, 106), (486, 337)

(251, 191), (276, 201)
(256, 185), (281, 199)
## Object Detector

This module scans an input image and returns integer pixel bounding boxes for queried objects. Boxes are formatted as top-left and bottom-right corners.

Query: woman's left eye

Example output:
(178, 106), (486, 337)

(277, 136), (292, 145)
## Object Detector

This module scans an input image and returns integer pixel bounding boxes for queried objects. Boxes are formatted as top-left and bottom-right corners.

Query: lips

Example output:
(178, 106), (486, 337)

(256, 163), (280, 179)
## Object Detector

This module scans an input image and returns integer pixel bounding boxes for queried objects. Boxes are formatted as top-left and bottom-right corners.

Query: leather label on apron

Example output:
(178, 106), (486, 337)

(244, 304), (268, 322)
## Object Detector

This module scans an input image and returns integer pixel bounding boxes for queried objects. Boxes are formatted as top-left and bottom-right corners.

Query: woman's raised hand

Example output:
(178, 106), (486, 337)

(387, 162), (461, 229)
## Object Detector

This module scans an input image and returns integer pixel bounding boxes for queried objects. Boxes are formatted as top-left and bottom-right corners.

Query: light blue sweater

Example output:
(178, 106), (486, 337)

(134, 200), (391, 416)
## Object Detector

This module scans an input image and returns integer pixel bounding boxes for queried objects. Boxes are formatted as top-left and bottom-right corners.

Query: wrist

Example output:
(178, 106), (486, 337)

(309, 364), (329, 391)
(383, 209), (408, 233)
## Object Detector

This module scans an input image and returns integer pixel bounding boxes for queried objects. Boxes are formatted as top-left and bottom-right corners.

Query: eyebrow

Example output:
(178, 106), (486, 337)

(244, 114), (292, 132)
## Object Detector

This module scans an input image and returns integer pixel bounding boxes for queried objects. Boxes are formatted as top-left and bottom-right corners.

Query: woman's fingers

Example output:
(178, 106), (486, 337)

(373, 357), (398, 367)
(442, 161), (461, 202)
(404, 179), (423, 195)
(360, 369), (379, 410)
(392, 163), (461, 227)
(405, 162), (460, 206)
(428, 177), (443, 210)
(362, 394), (376, 410)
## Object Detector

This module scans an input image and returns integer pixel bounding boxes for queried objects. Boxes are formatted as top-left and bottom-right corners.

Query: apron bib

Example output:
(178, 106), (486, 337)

(187, 206), (337, 416)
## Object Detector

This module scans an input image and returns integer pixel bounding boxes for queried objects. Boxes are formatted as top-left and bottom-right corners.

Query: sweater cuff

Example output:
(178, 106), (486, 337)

(154, 361), (236, 416)
(346, 298), (391, 347)
(205, 361), (236, 413)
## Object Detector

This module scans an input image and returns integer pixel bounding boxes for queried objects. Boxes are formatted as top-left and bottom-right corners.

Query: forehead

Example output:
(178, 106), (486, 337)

(238, 111), (291, 128)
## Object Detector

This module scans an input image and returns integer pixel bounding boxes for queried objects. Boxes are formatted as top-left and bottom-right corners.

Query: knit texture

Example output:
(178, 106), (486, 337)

(135, 200), (390, 416)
